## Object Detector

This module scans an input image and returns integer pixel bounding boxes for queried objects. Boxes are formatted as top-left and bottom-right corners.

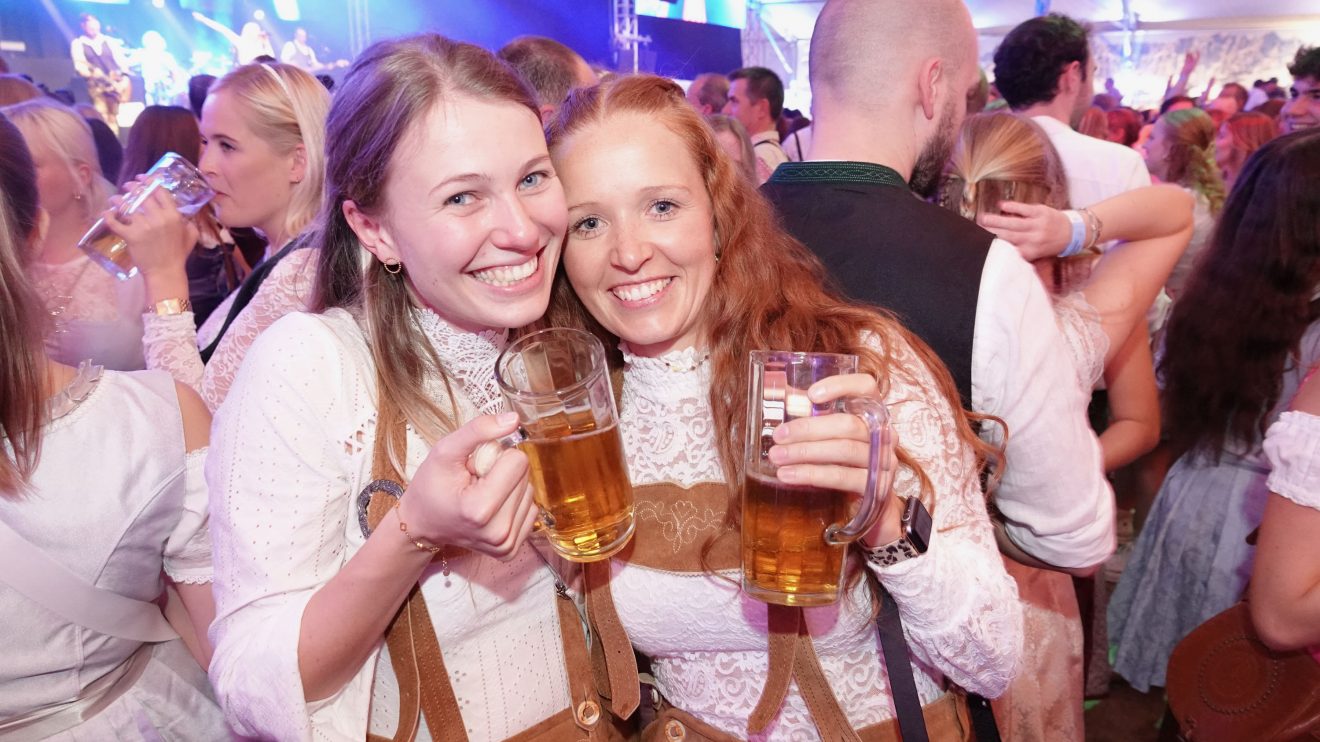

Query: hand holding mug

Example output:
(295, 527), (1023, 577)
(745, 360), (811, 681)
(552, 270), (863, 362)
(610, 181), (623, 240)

(767, 372), (902, 546)
(398, 412), (539, 561)
(103, 187), (198, 280)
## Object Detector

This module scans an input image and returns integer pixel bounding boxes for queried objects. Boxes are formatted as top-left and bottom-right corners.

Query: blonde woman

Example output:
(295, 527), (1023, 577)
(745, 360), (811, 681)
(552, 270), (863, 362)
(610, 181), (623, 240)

(106, 62), (329, 410)
(940, 111), (1192, 741)
(1143, 107), (1226, 300)
(3, 98), (145, 370)
(705, 113), (757, 183)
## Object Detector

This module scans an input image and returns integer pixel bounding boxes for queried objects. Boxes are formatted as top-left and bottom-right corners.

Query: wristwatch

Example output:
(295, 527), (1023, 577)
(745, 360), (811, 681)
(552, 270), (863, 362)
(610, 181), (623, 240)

(152, 297), (192, 316)
(864, 496), (933, 567)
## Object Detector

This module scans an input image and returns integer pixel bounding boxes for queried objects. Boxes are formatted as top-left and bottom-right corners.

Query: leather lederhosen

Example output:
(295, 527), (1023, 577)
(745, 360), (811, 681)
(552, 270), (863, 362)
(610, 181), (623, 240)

(361, 399), (635, 742)
(585, 482), (972, 742)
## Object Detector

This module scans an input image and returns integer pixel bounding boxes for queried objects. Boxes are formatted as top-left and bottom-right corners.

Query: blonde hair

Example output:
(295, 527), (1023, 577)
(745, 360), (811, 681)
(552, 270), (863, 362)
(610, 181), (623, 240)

(209, 62), (330, 242)
(940, 112), (1093, 292)
(1158, 107), (1226, 214)
(2, 98), (115, 215)
(705, 113), (757, 183)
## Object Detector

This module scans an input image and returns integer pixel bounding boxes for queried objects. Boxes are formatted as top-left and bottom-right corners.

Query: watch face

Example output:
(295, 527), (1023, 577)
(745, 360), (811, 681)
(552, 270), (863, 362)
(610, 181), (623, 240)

(903, 497), (933, 553)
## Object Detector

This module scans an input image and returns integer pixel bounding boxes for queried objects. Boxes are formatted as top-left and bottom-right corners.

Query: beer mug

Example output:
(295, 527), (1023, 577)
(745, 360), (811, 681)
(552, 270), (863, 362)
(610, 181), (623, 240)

(742, 351), (889, 606)
(496, 328), (635, 563)
(78, 152), (215, 281)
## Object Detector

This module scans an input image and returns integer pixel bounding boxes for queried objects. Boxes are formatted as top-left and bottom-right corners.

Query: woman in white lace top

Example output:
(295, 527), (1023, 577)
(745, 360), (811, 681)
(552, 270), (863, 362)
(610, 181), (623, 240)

(207, 35), (625, 741)
(0, 105), (226, 740)
(941, 112), (1192, 740)
(106, 62), (329, 411)
(3, 98), (146, 371)
(542, 74), (1023, 740)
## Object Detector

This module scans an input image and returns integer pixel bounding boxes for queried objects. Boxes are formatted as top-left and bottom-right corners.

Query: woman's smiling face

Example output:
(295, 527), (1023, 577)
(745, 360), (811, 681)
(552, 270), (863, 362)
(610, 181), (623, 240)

(554, 112), (718, 357)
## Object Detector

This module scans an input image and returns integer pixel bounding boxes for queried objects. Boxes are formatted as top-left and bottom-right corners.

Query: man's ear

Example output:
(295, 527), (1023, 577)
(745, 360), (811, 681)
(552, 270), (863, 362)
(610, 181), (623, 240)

(1059, 60), (1082, 99)
(917, 57), (943, 120)
(342, 200), (399, 265)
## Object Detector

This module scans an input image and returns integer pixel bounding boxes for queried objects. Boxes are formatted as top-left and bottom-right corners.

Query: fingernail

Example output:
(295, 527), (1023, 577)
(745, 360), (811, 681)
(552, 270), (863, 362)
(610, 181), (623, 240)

(777, 467), (798, 482)
(497, 412), (519, 425)
(772, 425), (789, 442)
(768, 446), (786, 463)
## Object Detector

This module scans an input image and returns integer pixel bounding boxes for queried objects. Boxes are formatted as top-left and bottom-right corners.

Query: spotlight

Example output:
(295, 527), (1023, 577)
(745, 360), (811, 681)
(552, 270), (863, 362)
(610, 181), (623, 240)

(252, 9), (266, 21)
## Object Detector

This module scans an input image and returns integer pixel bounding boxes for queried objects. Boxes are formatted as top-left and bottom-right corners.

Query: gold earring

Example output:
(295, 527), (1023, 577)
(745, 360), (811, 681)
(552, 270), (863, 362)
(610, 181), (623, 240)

(383, 259), (402, 274)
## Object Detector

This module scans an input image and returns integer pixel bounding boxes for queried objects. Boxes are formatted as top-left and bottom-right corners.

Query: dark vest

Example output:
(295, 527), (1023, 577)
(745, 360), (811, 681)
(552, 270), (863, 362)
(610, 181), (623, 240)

(81, 38), (118, 75)
(761, 161), (992, 408)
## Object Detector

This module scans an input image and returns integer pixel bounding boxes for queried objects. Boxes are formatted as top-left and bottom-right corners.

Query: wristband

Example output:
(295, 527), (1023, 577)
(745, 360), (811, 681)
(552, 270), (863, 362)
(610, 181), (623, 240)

(1061, 210), (1087, 258)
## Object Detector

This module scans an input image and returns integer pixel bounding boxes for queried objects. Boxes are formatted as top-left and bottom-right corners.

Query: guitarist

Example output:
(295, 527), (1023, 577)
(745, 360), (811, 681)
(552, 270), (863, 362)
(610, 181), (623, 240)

(70, 14), (131, 134)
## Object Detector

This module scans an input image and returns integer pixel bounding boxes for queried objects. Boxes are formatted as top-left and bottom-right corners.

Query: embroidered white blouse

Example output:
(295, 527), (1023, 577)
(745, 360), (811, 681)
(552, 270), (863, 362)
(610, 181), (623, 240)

(609, 333), (1024, 740)
(206, 308), (571, 741)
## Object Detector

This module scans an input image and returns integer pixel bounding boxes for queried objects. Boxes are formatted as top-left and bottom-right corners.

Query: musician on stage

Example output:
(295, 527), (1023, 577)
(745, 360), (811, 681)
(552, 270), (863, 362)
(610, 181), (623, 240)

(70, 14), (131, 133)
(280, 28), (347, 74)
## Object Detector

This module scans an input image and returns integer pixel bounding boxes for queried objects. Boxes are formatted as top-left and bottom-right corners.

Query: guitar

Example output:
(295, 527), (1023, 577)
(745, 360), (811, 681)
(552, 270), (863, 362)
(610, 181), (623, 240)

(84, 66), (132, 103)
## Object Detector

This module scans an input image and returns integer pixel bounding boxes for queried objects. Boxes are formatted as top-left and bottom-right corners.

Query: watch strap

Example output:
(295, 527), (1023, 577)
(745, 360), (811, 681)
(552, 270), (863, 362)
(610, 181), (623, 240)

(152, 297), (192, 316)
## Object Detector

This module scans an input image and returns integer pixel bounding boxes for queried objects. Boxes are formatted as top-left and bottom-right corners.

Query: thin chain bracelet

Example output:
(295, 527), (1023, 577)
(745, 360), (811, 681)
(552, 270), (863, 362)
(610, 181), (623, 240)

(394, 503), (450, 578)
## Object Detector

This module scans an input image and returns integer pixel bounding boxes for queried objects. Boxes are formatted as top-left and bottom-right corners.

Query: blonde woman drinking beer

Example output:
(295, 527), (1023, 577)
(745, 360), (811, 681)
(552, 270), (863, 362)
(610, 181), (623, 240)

(206, 35), (627, 740)
(542, 74), (1022, 740)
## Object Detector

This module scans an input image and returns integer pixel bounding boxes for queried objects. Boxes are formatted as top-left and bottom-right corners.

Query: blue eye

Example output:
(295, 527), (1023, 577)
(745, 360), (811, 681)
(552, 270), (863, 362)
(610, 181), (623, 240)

(572, 216), (603, 235)
(650, 200), (678, 217)
(521, 171), (548, 189)
(446, 192), (474, 206)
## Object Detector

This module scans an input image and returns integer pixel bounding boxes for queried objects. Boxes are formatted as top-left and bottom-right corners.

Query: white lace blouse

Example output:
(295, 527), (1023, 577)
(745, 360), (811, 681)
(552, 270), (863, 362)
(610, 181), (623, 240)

(143, 246), (317, 412)
(1265, 411), (1320, 511)
(207, 308), (571, 742)
(1052, 291), (1109, 394)
(30, 253), (146, 371)
(610, 335), (1024, 740)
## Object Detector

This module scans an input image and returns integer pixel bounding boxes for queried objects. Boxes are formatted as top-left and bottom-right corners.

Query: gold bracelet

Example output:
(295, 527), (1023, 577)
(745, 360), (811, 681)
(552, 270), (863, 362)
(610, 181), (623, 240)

(395, 504), (442, 554)
(1081, 207), (1104, 251)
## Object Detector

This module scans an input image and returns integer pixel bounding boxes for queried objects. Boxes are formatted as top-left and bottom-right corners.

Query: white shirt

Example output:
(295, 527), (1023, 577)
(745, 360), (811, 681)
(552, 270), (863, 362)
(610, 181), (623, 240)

(973, 239), (1116, 570)
(1032, 115), (1151, 209)
(206, 309), (572, 741)
(782, 125), (812, 162)
(611, 338), (1022, 738)
(750, 129), (789, 184)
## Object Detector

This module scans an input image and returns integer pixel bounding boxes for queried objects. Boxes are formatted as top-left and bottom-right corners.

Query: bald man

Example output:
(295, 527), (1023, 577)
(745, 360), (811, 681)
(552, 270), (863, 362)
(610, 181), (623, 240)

(763, 1), (1112, 724)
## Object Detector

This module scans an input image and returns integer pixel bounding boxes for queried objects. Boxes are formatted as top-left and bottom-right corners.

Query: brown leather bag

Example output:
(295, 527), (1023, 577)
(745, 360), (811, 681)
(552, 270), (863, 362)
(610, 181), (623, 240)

(1166, 602), (1320, 741)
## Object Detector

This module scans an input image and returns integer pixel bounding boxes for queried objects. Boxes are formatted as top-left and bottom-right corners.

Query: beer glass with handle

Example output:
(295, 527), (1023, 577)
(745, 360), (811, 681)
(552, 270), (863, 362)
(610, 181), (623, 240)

(77, 152), (214, 281)
(742, 351), (889, 606)
(496, 328), (636, 562)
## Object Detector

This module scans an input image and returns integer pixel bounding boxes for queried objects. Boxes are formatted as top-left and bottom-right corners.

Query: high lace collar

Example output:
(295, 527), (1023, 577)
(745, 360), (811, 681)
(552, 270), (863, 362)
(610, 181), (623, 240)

(621, 344), (711, 399)
(415, 308), (509, 417)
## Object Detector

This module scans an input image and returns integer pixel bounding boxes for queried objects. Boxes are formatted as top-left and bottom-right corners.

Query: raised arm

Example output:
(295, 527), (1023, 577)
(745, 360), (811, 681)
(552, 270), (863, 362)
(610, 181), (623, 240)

(1250, 372), (1320, 651)
(980, 185), (1194, 361)
(191, 12), (241, 46)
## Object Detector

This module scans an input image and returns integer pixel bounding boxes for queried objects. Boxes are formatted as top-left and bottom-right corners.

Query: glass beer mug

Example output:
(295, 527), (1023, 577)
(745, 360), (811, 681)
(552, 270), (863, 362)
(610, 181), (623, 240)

(78, 152), (215, 281)
(496, 328), (636, 562)
(742, 351), (889, 606)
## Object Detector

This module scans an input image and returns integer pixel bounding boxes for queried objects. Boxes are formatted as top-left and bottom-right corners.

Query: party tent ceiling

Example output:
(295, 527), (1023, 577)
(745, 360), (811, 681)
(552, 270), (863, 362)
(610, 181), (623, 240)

(752, 0), (1320, 39)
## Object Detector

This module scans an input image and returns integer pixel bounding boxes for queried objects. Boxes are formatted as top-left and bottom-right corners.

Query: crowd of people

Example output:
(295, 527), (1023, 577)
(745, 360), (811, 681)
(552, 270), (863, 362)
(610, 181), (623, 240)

(1, 0), (1318, 740)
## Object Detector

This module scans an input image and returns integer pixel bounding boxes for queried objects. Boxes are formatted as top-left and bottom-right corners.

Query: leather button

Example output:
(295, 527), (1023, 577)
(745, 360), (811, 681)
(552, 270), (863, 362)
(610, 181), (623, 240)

(664, 719), (686, 741)
(576, 699), (601, 727)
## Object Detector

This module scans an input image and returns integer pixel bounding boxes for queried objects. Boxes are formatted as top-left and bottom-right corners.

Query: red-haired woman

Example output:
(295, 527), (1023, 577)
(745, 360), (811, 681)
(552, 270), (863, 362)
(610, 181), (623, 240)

(1214, 111), (1277, 191)
(544, 74), (1022, 739)
(1110, 128), (1320, 692)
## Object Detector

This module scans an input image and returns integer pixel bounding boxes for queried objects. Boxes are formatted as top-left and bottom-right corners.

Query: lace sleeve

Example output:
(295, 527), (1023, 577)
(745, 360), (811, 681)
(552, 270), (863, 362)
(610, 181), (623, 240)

(200, 248), (317, 412)
(143, 312), (205, 391)
(1052, 291), (1108, 393)
(1265, 411), (1320, 510)
(864, 330), (1024, 698)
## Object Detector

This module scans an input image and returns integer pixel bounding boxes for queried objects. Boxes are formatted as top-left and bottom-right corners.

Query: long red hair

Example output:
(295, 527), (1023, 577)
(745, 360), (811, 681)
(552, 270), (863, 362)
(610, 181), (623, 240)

(543, 74), (998, 514)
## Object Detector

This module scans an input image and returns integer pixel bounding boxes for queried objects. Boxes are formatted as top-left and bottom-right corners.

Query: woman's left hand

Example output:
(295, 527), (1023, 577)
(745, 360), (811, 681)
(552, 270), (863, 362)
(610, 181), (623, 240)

(978, 200), (1072, 261)
(768, 372), (902, 545)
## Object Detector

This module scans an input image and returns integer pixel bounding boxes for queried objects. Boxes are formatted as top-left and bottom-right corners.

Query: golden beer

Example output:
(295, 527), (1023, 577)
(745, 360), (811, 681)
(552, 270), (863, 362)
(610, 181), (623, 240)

(741, 471), (860, 606)
(80, 221), (135, 277)
(521, 415), (634, 562)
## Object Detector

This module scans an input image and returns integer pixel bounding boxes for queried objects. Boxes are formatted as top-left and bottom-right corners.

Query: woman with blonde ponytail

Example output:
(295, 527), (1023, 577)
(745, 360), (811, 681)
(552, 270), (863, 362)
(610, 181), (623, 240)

(104, 61), (329, 410)
(206, 35), (627, 741)
(1143, 106), (1226, 300)
(940, 111), (1193, 741)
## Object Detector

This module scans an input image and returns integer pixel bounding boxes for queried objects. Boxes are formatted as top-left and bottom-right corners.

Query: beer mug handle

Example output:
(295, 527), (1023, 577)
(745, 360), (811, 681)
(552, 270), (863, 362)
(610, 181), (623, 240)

(823, 397), (889, 546)
(470, 430), (556, 531)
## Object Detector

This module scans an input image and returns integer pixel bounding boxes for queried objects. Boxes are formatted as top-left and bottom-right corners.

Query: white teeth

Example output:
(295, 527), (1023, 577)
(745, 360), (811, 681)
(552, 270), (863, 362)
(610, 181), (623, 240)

(611, 278), (671, 302)
(471, 255), (538, 286)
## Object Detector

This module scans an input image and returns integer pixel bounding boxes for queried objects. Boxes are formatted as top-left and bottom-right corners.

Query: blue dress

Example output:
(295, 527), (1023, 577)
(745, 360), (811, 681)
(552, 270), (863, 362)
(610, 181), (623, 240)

(1108, 321), (1320, 691)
